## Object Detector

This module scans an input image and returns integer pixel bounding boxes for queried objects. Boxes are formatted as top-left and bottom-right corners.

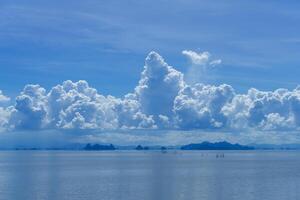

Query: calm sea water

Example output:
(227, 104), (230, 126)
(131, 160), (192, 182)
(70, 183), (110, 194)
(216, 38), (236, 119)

(0, 150), (299, 200)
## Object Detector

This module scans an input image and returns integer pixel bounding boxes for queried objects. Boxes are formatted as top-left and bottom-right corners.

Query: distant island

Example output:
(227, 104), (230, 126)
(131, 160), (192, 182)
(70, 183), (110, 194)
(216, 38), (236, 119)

(8, 141), (295, 151)
(181, 141), (254, 150)
(82, 141), (253, 151)
(135, 145), (149, 150)
(84, 143), (116, 151)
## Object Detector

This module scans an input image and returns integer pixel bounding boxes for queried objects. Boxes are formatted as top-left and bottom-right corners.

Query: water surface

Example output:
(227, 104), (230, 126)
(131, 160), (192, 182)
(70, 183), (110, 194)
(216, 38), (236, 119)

(0, 150), (299, 200)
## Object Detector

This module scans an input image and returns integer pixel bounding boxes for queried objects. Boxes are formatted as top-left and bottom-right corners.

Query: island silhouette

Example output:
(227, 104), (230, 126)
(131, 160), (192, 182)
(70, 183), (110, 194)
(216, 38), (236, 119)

(81, 141), (254, 151)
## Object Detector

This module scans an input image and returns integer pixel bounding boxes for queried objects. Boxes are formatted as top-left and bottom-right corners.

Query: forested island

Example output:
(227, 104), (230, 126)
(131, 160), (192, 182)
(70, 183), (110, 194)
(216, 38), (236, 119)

(84, 143), (116, 150)
(181, 141), (254, 150)
(81, 141), (254, 151)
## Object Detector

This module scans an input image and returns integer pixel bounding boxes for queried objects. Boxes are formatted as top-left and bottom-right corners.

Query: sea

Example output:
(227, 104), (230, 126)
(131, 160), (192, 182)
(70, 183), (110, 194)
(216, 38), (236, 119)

(0, 150), (299, 200)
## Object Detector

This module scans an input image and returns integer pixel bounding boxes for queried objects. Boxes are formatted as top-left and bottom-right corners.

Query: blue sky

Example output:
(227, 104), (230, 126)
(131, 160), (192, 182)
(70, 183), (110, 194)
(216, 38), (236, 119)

(1, 0), (300, 146)
(1, 0), (300, 97)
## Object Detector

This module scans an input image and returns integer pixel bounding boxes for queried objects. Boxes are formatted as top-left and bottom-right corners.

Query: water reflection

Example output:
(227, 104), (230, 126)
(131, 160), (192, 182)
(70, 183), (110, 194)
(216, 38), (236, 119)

(0, 151), (300, 200)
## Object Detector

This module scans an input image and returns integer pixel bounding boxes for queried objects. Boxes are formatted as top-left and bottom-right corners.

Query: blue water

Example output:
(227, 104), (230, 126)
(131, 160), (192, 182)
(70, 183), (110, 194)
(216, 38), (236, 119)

(0, 150), (299, 200)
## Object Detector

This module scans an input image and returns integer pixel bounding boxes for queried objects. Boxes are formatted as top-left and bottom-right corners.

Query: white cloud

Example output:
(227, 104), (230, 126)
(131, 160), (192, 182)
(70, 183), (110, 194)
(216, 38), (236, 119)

(46, 80), (119, 130)
(174, 84), (234, 129)
(182, 50), (222, 67)
(182, 50), (222, 84)
(115, 94), (155, 129)
(210, 59), (222, 66)
(222, 87), (300, 131)
(0, 90), (10, 103)
(134, 51), (185, 118)
(0, 107), (11, 132)
(259, 113), (294, 131)
(0, 91), (11, 131)
(9, 85), (48, 130)
(1, 51), (300, 141)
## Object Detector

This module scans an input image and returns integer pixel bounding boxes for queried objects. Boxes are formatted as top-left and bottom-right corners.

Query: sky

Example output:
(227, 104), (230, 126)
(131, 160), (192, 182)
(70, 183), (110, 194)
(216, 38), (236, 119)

(1, 0), (300, 146)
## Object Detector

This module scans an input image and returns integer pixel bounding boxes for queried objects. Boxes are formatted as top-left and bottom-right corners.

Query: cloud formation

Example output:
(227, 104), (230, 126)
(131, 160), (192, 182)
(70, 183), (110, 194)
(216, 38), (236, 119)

(0, 51), (300, 135)
(182, 50), (222, 84)
(0, 91), (10, 103)
(0, 91), (11, 132)
(174, 84), (234, 129)
(182, 50), (222, 67)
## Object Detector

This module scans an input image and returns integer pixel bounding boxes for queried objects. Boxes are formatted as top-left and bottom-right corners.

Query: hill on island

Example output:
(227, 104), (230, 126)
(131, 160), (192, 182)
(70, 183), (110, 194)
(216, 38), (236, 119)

(84, 143), (116, 150)
(181, 141), (254, 150)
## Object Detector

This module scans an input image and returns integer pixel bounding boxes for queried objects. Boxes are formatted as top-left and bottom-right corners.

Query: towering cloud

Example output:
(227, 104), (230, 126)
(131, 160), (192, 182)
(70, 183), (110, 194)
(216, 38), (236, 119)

(9, 85), (48, 130)
(0, 51), (300, 134)
(134, 51), (184, 127)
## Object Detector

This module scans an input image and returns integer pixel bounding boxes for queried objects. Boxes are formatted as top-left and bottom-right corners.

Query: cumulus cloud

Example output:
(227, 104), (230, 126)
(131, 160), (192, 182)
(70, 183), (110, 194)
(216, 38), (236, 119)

(0, 107), (11, 132)
(0, 91), (11, 131)
(182, 50), (222, 84)
(174, 84), (235, 129)
(133, 51), (184, 127)
(222, 87), (300, 131)
(182, 50), (221, 67)
(1, 51), (300, 137)
(0, 90), (10, 103)
(9, 85), (48, 130)
(47, 80), (119, 130)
